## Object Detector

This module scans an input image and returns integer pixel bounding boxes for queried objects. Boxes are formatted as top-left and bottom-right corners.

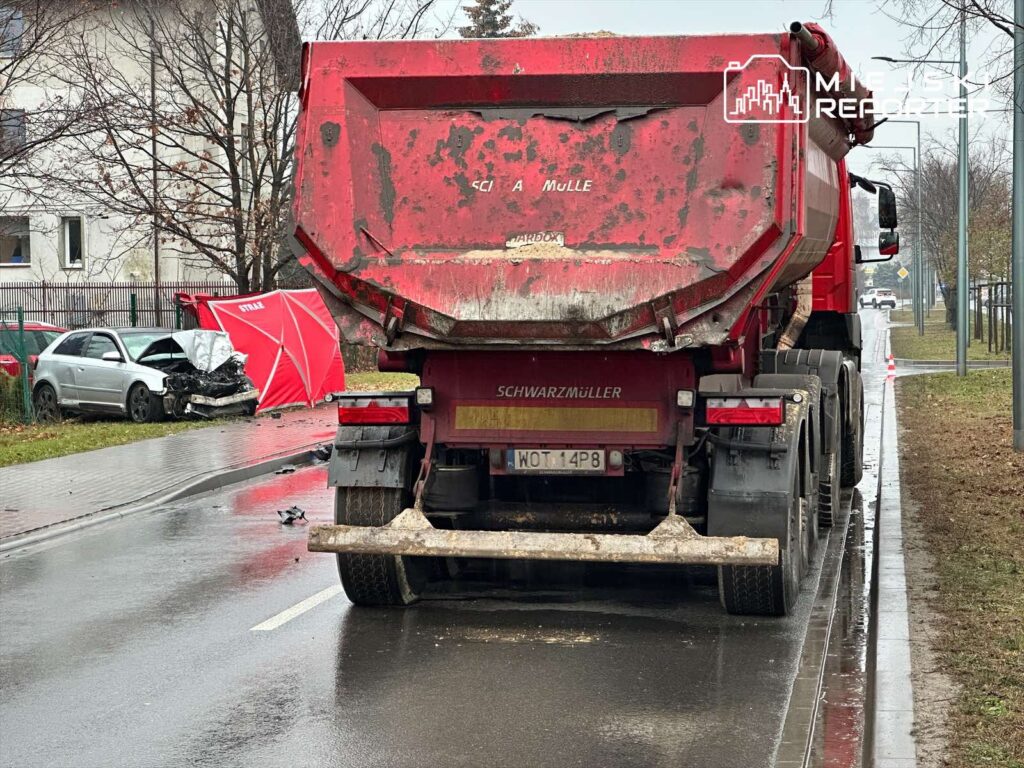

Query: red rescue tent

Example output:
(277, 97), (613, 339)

(176, 289), (345, 412)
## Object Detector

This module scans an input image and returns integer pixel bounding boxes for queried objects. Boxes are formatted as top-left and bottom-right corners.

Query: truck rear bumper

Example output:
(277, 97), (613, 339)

(308, 508), (779, 566)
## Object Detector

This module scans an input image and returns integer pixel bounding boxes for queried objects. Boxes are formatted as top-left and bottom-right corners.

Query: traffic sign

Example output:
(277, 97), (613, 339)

(897, 266), (910, 279)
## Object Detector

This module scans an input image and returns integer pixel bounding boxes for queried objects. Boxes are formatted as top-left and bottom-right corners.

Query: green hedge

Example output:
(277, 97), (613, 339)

(0, 372), (30, 423)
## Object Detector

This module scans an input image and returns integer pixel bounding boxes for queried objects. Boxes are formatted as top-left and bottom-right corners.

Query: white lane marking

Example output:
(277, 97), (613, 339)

(250, 585), (343, 631)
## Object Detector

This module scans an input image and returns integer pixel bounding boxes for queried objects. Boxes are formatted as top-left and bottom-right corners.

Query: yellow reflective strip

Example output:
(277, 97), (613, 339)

(454, 406), (658, 433)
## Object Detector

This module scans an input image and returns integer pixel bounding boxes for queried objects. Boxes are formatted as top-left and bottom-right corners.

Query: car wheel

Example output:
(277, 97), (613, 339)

(33, 383), (61, 423)
(127, 383), (165, 423)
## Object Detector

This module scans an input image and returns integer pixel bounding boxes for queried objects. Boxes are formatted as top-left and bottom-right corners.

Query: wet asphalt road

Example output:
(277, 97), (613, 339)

(0, 311), (890, 768)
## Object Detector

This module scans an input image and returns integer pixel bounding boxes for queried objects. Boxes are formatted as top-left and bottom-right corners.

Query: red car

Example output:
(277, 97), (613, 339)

(0, 322), (66, 380)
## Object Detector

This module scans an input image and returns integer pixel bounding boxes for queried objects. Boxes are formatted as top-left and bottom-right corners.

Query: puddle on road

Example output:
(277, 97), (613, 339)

(435, 627), (600, 646)
(807, 492), (873, 768)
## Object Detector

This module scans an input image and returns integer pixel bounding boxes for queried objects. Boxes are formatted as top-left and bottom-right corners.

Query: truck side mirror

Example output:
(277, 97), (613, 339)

(854, 238), (899, 264)
(878, 186), (898, 230)
(878, 231), (900, 256)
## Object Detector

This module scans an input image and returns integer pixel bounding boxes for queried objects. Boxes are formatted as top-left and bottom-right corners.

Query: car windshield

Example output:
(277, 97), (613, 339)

(119, 331), (172, 361)
(0, 329), (62, 356)
(877, 290), (894, 296)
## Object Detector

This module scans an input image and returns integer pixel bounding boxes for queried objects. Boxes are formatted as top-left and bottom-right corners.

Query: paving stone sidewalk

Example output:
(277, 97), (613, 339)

(0, 407), (336, 541)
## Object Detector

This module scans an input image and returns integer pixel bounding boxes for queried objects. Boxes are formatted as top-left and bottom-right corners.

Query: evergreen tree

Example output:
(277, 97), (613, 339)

(872, 262), (902, 290)
(458, 0), (538, 38)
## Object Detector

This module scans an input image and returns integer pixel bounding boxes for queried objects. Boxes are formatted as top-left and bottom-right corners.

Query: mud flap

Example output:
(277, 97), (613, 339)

(327, 425), (417, 489)
(707, 387), (813, 543)
(309, 509), (779, 566)
(709, 387), (814, 615)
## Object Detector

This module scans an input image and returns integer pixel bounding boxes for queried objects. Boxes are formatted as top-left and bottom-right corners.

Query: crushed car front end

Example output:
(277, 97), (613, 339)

(134, 330), (260, 418)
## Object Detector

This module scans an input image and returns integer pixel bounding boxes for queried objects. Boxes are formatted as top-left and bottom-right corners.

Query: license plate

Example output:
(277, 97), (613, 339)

(507, 449), (606, 474)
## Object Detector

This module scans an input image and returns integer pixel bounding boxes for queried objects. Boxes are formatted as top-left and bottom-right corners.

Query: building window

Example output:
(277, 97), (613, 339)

(0, 216), (30, 266)
(0, 7), (23, 58)
(62, 216), (85, 268)
(1, 108), (26, 155)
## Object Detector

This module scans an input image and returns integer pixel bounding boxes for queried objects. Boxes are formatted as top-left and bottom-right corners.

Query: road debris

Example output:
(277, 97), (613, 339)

(311, 444), (333, 462)
(277, 506), (307, 525)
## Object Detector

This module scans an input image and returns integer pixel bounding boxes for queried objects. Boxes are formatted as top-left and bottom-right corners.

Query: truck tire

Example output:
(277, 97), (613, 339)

(841, 391), (864, 487)
(719, 468), (802, 616)
(335, 486), (427, 606)
(819, 407), (842, 527)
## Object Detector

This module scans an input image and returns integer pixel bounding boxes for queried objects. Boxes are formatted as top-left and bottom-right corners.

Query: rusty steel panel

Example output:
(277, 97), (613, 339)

(308, 509), (779, 566)
(292, 32), (864, 350)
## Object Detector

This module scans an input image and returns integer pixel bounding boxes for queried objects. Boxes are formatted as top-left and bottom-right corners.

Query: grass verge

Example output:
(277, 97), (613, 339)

(0, 372), (419, 468)
(344, 371), (419, 391)
(0, 419), (207, 468)
(890, 309), (1011, 362)
(896, 369), (1024, 767)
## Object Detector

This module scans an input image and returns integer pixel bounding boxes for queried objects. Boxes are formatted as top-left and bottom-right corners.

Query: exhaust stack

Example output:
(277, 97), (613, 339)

(790, 21), (876, 145)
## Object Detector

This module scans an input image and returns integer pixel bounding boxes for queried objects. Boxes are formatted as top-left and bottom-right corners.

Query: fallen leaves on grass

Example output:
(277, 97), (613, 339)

(344, 371), (419, 391)
(0, 418), (207, 467)
(897, 369), (1024, 768)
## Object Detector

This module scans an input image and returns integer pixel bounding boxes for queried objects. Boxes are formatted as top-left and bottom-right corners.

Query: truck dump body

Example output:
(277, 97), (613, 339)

(297, 26), (884, 616)
(294, 34), (849, 350)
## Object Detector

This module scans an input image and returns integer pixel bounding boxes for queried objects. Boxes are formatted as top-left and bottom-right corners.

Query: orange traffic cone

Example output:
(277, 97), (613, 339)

(887, 354), (896, 376)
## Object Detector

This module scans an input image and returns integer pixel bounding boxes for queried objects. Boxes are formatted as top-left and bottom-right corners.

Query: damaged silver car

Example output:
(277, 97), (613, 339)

(32, 328), (259, 423)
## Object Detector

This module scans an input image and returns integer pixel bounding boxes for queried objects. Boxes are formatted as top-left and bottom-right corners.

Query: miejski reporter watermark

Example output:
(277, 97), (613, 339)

(723, 54), (993, 124)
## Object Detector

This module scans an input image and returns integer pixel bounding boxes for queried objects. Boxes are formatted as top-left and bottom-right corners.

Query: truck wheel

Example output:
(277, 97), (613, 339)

(840, 392), (864, 487)
(335, 486), (427, 606)
(819, 411), (842, 527)
(719, 470), (802, 616)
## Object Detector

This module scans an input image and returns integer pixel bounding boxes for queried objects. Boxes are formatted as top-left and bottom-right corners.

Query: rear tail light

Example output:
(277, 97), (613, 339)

(705, 397), (785, 426)
(336, 395), (411, 425)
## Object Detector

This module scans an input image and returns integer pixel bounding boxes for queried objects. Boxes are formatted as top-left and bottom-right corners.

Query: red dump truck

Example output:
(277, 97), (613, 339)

(292, 23), (899, 615)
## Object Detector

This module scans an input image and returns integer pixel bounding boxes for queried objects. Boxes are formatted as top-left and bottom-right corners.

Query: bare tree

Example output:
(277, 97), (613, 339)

(880, 133), (1011, 326)
(881, 0), (1020, 100)
(305, 0), (451, 40)
(0, 1), (106, 196)
(32, 0), (302, 291)
(33, 0), (446, 292)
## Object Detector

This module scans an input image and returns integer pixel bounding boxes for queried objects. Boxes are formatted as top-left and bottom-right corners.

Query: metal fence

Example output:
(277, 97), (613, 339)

(0, 310), (35, 423)
(970, 281), (1014, 354)
(0, 281), (230, 330)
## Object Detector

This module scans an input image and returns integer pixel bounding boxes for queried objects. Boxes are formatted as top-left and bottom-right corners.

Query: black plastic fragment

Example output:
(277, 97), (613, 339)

(278, 506), (307, 525)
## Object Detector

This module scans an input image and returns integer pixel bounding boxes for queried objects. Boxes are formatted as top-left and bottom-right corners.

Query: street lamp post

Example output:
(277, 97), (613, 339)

(873, 36), (968, 375)
(885, 120), (925, 336)
(1012, 0), (1023, 451)
(957, 11), (969, 375)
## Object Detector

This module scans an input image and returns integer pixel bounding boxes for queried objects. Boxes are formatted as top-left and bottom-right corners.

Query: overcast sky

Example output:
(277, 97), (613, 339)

(429, 0), (1012, 181)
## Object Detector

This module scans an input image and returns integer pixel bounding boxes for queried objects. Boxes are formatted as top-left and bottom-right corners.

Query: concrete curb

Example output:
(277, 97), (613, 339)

(0, 444), (322, 554)
(895, 358), (1010, 369)
(870, 374), (919, 766)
